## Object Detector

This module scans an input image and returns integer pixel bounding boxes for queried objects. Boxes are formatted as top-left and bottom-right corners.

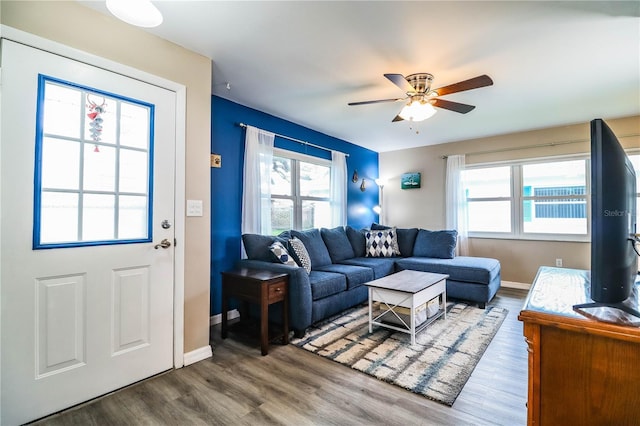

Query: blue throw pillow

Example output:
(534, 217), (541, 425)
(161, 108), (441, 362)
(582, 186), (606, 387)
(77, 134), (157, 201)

(290, 228), (332, 267)
(242, 234), (279, 262)
(321, 226), (355, 262)
(413, 229), (458, 259)
(345, 226), (367, 257)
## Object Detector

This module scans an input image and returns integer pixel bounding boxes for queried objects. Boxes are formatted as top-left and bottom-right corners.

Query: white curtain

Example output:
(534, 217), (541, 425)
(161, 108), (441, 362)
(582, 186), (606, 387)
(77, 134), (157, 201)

(330, 150), (347, 227)
(446, 155), (469, 256)
(241, 126), (275, 246)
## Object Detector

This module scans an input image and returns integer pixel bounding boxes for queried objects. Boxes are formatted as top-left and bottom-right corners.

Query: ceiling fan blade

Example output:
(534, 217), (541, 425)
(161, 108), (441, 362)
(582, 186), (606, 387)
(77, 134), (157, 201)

(384, 73), (416, 93)
(432, 98), (476, 114)
(392, 114), (404, 122)
(348, 97), (405, 106)
(432, 75), (493, 96)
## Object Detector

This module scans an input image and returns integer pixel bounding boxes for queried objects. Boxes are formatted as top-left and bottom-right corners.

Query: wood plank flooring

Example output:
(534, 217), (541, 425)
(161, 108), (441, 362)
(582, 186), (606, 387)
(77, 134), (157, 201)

(33, 287), (529, 425)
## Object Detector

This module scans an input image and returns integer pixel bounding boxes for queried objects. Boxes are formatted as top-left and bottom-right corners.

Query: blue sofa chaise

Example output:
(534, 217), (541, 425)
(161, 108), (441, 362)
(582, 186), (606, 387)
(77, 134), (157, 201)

(236, 225), (501, 337)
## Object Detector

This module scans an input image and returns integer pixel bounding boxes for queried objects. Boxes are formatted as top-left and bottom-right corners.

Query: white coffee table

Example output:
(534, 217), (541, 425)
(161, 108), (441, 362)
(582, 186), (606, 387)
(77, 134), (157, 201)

(366, 270), (448, 345)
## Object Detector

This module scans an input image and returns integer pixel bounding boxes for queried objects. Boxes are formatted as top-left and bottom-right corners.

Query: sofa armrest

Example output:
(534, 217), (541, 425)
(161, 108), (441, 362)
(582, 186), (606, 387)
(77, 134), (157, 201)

(234, 259), (313, 333)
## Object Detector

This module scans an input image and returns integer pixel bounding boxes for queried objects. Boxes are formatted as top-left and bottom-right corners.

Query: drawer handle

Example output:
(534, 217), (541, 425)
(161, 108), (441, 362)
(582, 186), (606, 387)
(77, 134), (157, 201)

(275, 288), (282, 292)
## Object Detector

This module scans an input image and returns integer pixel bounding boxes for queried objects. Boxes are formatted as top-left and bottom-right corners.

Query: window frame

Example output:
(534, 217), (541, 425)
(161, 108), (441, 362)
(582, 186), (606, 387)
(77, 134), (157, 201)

(33, 75), (155, 249)
(271, 148), (331, 232)
(463, 154), (591, 242)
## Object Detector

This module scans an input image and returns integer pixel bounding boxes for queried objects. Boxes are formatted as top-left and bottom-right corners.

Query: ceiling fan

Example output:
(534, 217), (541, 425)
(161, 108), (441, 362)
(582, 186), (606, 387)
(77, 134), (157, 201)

(348, 73), (493, 122)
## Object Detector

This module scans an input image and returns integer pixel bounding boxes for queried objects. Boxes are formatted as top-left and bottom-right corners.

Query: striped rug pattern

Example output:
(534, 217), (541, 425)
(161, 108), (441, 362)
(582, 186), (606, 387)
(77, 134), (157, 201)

(291, 302), (508, 406)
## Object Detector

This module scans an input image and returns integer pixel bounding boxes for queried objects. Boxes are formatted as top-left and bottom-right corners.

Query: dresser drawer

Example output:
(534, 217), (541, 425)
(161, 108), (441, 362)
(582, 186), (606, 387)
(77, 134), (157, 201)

(268, 281), (287, 303)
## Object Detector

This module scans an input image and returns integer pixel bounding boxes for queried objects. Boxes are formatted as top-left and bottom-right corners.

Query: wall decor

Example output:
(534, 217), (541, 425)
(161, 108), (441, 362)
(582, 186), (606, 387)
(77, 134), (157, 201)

(401, 172), (421, 189)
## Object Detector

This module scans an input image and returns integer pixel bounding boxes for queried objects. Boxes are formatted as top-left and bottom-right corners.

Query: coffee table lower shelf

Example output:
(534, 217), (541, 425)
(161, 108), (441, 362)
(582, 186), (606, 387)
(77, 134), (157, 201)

(366, 270), (448, 345)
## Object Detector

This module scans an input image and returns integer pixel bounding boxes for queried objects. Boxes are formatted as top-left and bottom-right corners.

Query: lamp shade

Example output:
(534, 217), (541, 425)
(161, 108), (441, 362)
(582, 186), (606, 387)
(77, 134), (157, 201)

(398, 100), (437, 122)
(106, 0), (163, 28)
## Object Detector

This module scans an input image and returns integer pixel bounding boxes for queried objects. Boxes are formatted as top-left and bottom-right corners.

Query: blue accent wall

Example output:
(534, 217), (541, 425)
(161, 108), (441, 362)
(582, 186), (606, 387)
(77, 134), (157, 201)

(210, 96), (379, 316)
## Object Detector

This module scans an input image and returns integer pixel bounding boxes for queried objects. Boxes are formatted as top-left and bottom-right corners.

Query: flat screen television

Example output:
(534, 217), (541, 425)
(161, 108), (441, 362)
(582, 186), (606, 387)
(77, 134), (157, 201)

(575, 118), (639, 318)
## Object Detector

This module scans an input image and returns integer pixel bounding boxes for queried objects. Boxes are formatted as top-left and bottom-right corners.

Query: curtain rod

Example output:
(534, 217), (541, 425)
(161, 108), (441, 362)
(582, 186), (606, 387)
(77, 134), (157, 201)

(441, 133), (640, 159)
(237, 122), (349, 157)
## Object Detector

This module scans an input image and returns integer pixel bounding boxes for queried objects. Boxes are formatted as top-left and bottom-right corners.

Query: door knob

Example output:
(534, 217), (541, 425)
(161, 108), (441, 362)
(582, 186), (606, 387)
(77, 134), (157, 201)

(154, 239), (172, 249)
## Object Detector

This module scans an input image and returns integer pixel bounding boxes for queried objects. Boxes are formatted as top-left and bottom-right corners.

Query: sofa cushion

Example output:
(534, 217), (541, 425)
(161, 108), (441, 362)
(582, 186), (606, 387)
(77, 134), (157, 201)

(370, 223), (419, 257)
(289, 237), (312, 274)
(413, 229), (458, 259)
(315, 263), (374, 290)
(339, 257), (396, 280)
(365, 228), (401, 257)
(308, 270), (347, 300)
(269, 240), (297, 267)
(345, 226), (367, 258)
(291, 228), (333, 268)
(321, 226), (356, 262)
(242, 234), (280, 262)
(395, 256), (500, 285)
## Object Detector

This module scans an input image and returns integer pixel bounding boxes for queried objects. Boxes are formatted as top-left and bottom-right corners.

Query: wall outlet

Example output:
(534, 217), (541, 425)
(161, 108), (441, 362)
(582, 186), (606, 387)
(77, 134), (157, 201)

(555, 258), (563, 267)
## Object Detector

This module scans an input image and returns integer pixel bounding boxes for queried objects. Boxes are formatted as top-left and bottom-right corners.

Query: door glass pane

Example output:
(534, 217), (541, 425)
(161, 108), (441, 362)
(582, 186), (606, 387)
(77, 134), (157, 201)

(119, 149), (148, 193)
(120, 102), (149, 149)
(43, 83), (81, 139)
(271, 198), (293, 235)
(300, 162), (330, 198)
(41, 137), (80, 190)
(271, 157), (291, 196)
(302, 200), (330, 230)
(463, 167), (511, 198)
(83, 145), (116, 192)
(468, 201), (511, 232)
(82, 194), (115, 241)
(40, 192), (79, 243)
(119, 195), (148, 239)
(34, 76), (153, 248)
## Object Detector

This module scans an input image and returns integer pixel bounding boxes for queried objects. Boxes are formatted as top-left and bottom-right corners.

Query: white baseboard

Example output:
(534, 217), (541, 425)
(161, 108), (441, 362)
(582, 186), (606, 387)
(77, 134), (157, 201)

(183, 345), (212, 366)
(210, 309), (240, 326)
(502, 280), (531, 290)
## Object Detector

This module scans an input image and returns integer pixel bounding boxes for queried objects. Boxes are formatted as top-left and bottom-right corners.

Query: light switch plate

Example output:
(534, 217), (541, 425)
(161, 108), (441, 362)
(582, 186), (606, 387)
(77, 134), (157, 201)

(186, 199), (203, 217)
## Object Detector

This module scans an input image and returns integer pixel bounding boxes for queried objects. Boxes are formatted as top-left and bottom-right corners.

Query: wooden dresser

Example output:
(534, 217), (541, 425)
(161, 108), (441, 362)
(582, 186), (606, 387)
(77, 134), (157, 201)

(518, 266), (640, 426)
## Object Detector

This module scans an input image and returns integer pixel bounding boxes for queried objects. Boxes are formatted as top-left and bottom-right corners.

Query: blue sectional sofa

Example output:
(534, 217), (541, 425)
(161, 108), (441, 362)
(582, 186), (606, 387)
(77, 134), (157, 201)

(237, 225), (501, 337)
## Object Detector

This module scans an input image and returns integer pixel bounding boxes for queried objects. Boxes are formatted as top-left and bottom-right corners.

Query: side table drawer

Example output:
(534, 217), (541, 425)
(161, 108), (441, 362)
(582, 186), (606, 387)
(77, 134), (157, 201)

(268, 281), (287, 303)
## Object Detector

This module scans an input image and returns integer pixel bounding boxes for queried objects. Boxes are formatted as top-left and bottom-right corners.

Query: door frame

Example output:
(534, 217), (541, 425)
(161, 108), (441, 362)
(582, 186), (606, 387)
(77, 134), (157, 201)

(0, 25), (187, 369)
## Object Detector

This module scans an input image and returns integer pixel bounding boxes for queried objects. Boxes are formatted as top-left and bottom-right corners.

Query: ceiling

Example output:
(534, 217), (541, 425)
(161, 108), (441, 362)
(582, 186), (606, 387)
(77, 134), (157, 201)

(78, 1), (640, 153)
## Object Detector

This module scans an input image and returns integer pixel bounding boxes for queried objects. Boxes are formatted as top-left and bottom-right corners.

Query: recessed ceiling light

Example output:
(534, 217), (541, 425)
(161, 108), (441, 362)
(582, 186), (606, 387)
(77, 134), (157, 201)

(106, 0), (163, 28)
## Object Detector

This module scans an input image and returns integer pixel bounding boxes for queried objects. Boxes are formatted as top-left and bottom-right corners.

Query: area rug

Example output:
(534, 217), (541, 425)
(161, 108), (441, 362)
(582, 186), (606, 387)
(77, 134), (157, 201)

(291, 302), (508, 406)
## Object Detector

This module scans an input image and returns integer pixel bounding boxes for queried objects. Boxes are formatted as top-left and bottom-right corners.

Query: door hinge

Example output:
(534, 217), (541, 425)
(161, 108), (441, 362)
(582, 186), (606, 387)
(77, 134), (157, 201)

(174, 238), (177, 247)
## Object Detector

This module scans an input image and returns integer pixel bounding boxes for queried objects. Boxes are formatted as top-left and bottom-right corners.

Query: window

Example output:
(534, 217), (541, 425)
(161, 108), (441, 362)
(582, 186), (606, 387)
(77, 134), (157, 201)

(33, 76), (153, 248)
(270, 150), (331, 234)
(462, 158), (588, 239)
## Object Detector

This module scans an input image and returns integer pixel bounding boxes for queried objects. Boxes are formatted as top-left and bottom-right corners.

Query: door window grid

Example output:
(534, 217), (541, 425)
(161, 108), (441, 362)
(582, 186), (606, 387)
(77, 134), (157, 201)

(34, 75), (154, 248)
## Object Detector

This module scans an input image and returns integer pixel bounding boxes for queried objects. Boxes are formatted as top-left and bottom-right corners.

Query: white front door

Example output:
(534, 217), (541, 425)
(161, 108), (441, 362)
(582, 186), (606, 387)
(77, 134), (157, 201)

(1, 40), (176, 425)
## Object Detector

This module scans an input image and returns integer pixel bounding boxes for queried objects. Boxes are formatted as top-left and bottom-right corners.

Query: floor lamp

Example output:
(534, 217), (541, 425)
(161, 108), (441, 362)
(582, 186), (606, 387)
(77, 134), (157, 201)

(375, 178), (385, 225)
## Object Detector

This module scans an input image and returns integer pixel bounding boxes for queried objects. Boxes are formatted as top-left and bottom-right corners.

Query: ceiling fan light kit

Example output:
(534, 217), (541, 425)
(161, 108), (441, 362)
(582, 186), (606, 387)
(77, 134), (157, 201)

(398, 98), (437, 122)
(349, 72), (493, 123)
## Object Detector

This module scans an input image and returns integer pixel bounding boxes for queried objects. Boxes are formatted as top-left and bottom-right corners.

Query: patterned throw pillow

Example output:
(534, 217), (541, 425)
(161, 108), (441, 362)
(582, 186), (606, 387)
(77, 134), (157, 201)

(289, 237), (312, 274)
(269, 240), (297, 267)
(365, 228), (401, 257)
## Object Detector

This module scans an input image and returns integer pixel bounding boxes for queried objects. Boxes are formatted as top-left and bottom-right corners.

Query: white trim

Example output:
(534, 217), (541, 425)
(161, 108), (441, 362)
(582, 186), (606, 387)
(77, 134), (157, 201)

(210, 309), (241, 326)
(183, 345), (212, 366)
(1, 25), (187, 370)
(501, 280), (531, 290)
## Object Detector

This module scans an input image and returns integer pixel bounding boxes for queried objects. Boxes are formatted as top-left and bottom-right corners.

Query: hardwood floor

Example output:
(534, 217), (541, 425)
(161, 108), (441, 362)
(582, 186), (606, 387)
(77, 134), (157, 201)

(33, 287), (529, 426)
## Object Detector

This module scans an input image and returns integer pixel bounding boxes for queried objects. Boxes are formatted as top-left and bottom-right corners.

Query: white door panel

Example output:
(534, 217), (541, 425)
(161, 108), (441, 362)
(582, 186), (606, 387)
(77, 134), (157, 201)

(1, 40), (176, 425)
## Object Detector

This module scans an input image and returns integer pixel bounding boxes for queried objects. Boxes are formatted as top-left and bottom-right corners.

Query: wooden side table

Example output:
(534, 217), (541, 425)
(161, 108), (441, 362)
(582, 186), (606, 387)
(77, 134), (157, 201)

(221, 268), (289, 356)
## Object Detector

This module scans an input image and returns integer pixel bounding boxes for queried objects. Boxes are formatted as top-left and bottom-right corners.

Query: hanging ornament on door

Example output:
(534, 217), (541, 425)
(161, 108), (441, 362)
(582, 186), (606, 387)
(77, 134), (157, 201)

(86, 94), (106, 152)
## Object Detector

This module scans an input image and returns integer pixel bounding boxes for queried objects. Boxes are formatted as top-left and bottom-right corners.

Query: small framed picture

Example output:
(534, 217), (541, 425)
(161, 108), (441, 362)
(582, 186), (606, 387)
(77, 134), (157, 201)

(401, 172), (421, 189)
